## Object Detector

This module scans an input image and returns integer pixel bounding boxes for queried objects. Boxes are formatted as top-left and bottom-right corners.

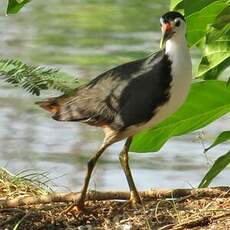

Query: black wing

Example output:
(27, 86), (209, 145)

(51, 50), (172, 130)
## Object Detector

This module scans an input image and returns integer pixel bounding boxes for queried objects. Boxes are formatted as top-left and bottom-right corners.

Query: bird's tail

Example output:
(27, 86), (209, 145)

(36, 97), (64, 120)
(36, 98), (59, 112)
(36, 96), (85, 122)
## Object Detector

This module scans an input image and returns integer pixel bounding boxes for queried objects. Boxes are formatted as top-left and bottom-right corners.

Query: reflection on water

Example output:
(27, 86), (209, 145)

(0, 0), (229, 192)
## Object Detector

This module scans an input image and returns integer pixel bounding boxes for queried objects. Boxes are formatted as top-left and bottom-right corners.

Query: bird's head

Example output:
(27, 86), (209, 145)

(160, 11), (186, 49)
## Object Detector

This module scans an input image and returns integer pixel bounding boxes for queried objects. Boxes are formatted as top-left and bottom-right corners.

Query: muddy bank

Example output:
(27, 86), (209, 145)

(0, 168), (229, 229)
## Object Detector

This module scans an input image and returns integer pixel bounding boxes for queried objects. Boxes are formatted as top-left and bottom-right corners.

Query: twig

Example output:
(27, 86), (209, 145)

(172, 211), (230, 230)
(0, 186), (229, 208)
(13, 212), (31, 230)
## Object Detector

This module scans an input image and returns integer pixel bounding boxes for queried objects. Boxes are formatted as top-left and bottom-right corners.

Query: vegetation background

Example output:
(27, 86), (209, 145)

(0, 0), (229, 229)
(0, 0), (229, 191)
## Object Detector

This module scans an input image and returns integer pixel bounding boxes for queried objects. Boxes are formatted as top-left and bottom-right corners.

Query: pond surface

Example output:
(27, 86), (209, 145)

(0, 0), (229, 192)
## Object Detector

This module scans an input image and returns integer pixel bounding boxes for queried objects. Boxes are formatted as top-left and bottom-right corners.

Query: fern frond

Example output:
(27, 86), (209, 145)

(0, 57), (79, 96)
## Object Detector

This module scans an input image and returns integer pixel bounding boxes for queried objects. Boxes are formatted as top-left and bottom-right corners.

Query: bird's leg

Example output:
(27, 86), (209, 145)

(119, 137), (142, 206)
(65, 142), (109, 212)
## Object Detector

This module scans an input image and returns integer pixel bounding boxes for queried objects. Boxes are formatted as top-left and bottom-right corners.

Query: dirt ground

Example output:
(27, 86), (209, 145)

(0, 193), (230, 229)
(0, 168), (229, 229)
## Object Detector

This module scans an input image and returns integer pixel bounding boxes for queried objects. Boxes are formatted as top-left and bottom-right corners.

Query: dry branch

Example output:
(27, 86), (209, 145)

(0, 186), (229, 208)
(172, 212), (230, 230)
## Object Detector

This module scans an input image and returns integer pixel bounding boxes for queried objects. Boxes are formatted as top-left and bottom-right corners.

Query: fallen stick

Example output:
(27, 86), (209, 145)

(0, 186), (229, 208)
(172, 211), (230, 230)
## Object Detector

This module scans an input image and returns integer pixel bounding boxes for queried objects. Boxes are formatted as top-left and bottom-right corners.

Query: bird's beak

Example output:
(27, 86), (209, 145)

(160, 22), (174, 49)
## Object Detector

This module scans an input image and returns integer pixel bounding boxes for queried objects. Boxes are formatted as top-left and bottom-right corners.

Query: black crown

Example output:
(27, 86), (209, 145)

(161, 11), (185, 22)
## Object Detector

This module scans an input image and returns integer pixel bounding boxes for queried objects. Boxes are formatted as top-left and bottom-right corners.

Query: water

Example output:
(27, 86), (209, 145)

(0, 0), (229, 192)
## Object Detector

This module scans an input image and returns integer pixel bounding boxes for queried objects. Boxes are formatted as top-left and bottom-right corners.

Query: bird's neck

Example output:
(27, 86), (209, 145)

(164, 34), (192, 85)
(165, 35), (188, 57)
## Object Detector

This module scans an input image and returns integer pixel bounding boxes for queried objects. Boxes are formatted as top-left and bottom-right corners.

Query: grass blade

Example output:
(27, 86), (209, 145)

(199, 151), (230, 188)
(205, 131), (230, 152)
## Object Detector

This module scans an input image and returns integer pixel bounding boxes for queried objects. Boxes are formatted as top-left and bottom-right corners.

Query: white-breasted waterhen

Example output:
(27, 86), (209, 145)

(37, 11), (193, 211)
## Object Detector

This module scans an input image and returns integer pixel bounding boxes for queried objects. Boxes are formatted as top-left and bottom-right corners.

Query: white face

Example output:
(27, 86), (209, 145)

(159, 17), (186, 47)
(160, 17), (186, 39)
(171, 17), (186, 36)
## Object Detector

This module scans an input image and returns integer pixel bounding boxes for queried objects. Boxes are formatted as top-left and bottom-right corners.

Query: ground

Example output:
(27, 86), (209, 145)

(0, 168), (229, 229)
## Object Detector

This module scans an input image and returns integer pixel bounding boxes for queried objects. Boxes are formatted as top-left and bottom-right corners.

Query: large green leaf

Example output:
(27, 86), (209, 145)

(199, 151), (230, 188)
(170, 0), (230, 78)
(197, 6), (230, 79)
(130, 81), (230, 153)
(205, 131), (230, 152)
(185, 0), (227, 46)
(170, 0), (184, 10)
(198, 25), (230, 79)
(213, 6), (230, 30)
(184, 0), (225, 15)
(199, 57), (230, 80)
(7, 0), (31, 15)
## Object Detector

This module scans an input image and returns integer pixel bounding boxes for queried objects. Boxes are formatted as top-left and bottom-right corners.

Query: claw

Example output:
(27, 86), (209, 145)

(130, 191), (142, 206)
(120, 191), (142, 209)
(61, 202), (84, 215)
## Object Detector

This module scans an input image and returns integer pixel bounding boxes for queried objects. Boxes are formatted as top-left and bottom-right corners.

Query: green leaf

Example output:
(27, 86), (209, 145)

(213, 6), (230, 30)
(130, 81), (230, 153)
(205, 131), (230, 152)
(170, 0), (184, 10)
(0, 58), (78, 96)
(7, 0), (31, 15)
(185, 0), (227, 46)
(198, 26), (230, 79)
(207, 24), (230, 42)
(200, 57), (230, 80)
(184, 0), (224, 15)
(199, 151), (230, 188)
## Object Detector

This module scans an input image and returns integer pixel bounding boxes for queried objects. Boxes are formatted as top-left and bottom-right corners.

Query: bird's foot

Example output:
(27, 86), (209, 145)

(61, 201), (85, 215)
(121, 191), (142, 209)
(130, 191), (142, 207)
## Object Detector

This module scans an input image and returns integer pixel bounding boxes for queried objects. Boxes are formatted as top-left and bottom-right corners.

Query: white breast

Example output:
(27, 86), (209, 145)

(151, 39), (193, 123)
(123, 38), (193, 138)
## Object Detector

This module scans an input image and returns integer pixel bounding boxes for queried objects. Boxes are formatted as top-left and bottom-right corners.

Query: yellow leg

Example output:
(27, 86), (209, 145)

(66, 142), (109, 212)
(119, 137), (141, 206)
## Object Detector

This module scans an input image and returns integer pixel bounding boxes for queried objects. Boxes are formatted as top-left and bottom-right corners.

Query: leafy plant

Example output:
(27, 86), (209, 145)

(205, 131), (230, 152)
(169, 0), (230, 187)
(1, 0), (230, 188)
(0, 58), (78, 95)
(130, 81), (230, 152)
(197, 8), (230, 79)
(199, 151), (230, 188)
(171, 0), (230, 79)
(7, 0), (31, 14)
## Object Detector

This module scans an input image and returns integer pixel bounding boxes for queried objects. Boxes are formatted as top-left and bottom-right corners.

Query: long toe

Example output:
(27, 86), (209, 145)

(121, 191), (142, 209)
(130, 191), (142, 207)
(61, 202), (85, 215)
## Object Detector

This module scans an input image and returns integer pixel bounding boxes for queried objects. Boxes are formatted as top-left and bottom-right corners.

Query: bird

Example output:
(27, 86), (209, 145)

(36, 11), (192, 211)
